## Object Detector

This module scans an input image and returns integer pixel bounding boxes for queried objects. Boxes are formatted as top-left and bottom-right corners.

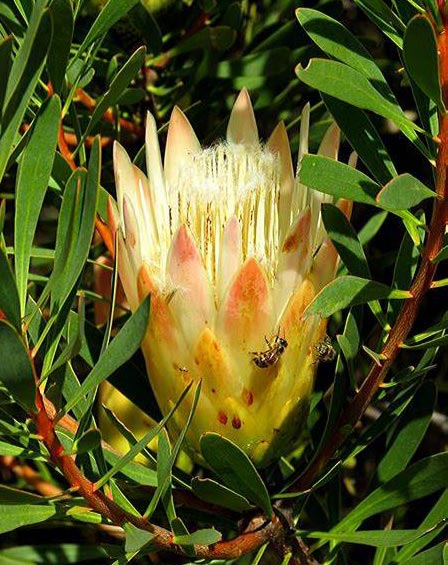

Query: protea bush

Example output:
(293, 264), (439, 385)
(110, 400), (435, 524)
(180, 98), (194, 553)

(109, 89), (354, 467)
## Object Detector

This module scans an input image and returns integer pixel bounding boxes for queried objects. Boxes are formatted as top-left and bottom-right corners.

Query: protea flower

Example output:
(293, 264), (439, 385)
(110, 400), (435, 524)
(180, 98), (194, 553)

(108, 89), (353, 467)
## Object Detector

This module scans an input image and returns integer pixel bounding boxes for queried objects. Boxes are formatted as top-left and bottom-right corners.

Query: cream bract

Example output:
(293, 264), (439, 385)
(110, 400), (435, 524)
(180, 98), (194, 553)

(109, 89), (353, 467)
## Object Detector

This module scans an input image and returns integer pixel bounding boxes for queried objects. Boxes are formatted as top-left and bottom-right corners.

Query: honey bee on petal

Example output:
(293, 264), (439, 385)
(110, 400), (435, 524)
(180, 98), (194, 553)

(313, 335), (336, 363)
(251, 333), (288, 369)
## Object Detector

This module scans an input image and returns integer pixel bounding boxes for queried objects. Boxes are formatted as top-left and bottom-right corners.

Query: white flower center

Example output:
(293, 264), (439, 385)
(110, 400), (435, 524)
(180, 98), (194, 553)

(167, 142), (281, 284)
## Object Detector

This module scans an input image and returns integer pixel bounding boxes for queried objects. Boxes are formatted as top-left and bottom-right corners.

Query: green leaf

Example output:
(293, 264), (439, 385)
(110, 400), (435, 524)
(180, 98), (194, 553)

(76, 0), (141, 56)
(358, 211), (388, 245)
(376, 174), (436, 211)
(0, 247), (21, 331)
(322, 95), (397, 185)
(62, 296), (150, 415)
(305, 276), (410, 318)
(296, 58), (419, 132)
(66, 506), (102, 524)
(300, 155), (379, 205)
(103, 449), (158, 486)
(124, 523), (154, 553)
(377, 382), (436, 483)
(109, 479), (140, 517)
(0, 441), (42, 459)
(296, 59), (429, 158)
(50, 137), (100, 311)
(191, 478), (253, 512)
(400, 542), (446, 564)
(82, 46), (146, 141)
(306, 529), (433, 547)
(144, 382), (201, 521)
(396, 490), (448, 561)
(0, 35), (13, 115)
(95, 381), (191, 490)
(0, 544), (107, 564)
(403, 14), (443, 111)
(389, 230), (420, 321)
(72, 428), (102, 455)
(354, 0), (405, 48)
(0, 485), (46, 504)
(174, 529), (223, 546)
(47, 0), (74, 93)
(433, 245), (448, 263)
(0, 321), (35, 411)
(336, 453), (448, 532)
(14, 95), (61, 315)
(321, 204), (370, 278)
(0, 4), (51, 183)
(200, 433), (272, 516)
(0, 503), (56, 534)
(296, 8), (393, 96)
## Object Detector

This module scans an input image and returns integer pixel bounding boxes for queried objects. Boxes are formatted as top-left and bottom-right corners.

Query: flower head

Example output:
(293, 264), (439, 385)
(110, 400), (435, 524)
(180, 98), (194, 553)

(109, 89), (353, 467)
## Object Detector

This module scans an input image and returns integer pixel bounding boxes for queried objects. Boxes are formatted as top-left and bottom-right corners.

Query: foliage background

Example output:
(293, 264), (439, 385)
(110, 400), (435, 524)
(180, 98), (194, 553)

(0, 0), (447, 564)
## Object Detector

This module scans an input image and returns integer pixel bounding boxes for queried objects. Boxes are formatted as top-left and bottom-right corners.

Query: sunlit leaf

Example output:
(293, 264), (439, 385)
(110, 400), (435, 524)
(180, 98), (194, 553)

(305, 276), (410, 318)
(376, 174), (435, 211)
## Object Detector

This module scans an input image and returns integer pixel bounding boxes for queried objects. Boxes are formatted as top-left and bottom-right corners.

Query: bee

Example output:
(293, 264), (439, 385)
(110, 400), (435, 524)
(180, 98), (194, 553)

(250, 333), (288, 368)
(314, 335), (336, 363)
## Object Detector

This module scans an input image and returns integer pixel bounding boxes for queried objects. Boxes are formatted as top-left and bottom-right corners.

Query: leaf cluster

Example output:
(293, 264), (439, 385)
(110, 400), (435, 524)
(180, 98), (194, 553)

(0, 0), (447, 564)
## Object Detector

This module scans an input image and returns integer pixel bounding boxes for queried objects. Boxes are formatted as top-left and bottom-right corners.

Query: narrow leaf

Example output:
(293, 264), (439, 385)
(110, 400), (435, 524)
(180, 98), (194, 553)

(396, 490), (448, 561)
(296, 58), (429, 158)
(322, 94), (397, 185)
(403, 14), (443, 111)
(296, 58), (420, 134)
(321, 204), (370, 278)
(15, 95), (61, 315)
(377, 382), (436, 483)
(0, 35), (13, 114)
(0, 247), (21, 330)
(50, 137), (99, 310)
(62, 296), (150, 415)
(337, 453), (448, 531)
(192, 478), (253, 512)
(95, 381), (191, 489)
(354, 0), (405, 48)
(305, 276), (410, 318)
(307, 528), (431, 547)
(0, 504), (56, 534)
(297, 8), (393, 96)
(124, 523), (154, 553)
(0, 7), (51, 182)
(200, 433), (272, 516)
(76, 0), (141, 57)
(47, 0), (74, 93)
(0, 320), (35, 411)
(300, 155), (379, 205)
(83, 46), (146, 140)
(0, 543), (107, 564)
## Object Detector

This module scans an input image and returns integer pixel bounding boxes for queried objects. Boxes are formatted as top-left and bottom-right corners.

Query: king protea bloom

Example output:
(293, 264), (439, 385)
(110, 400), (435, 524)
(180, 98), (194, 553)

(108, 89), (353, 467)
